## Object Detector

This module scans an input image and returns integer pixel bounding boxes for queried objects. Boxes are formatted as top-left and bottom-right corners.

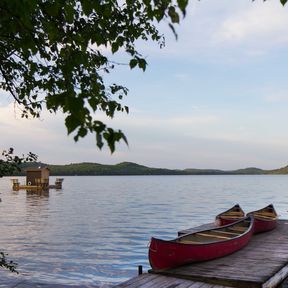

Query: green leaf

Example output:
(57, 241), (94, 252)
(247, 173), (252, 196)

(65, 115), (80, 135)
(138, 58), (147, 71)
(168, 6), (180, 23)
(96, 133), (104, 150)
(81, 0), (93, 14)
(120, 131), (129, 146)
(78, 127), (88, 138)
(45, 2), (60, 17)
(103, 130), (115, 153)
(129, 59), (138, 69)
(111, 42), (119, 53)
(177, 0), (188, 14)
(65, 4), (74, 24)
(88, 97), (98, 111)
(280, 0), (288, 5)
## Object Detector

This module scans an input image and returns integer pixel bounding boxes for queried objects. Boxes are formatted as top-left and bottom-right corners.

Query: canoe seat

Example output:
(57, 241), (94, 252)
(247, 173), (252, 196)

(254, 214), (276, 220)
(220, 213), (243, 217)
(212, 230), (240, 236)
(250, 212), (276, 217)
(228, 227), (247, 232)
(179, 240), (202, 244)
(225, 212), (243, 215)
(220, 215), (242, 219)
(196, 233), (231, 239)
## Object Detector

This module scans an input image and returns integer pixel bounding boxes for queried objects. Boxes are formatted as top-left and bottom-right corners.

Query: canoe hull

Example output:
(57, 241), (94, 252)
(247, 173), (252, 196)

(149, 217), (254, 270)
(248, 204), (278, 234)
(149, 233), (252, 270)
(253, 218), (277, 233)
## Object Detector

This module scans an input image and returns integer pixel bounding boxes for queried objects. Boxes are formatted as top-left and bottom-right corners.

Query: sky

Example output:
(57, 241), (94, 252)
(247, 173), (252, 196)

(1, 0), (288, 170)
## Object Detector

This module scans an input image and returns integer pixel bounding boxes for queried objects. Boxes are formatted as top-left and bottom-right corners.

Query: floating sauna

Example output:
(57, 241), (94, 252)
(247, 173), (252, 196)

(11, 167), (63, 191)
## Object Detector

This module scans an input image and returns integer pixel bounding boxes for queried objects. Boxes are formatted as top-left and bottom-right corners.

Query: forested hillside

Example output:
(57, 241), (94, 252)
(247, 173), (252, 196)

(11, 162), (287, 176)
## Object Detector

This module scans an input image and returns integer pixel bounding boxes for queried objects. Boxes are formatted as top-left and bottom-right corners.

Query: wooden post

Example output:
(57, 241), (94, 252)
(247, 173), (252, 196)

(55, 178), (64, 189)
(138, 265), (143, 275)
(11, 179), (20, 191)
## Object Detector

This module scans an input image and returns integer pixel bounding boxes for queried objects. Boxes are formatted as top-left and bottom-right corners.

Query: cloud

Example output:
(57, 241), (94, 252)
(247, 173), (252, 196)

(213, 2), (288, 47)
(135, 1), (288, 64)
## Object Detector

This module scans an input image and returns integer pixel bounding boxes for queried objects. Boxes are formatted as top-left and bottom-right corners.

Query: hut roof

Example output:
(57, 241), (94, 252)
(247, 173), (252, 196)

(25, 167), (50, 172)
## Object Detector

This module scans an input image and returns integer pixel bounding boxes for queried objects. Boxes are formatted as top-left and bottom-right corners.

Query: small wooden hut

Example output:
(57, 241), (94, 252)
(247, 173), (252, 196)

(26, 167), (50, 188)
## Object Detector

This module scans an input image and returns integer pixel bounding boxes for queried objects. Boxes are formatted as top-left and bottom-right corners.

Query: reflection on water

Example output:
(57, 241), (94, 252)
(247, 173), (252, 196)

(0, 175), (288, 286)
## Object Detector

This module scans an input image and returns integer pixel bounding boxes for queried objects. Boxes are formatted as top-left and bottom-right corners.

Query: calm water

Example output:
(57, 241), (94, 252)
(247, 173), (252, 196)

(0, 175), (287, 287)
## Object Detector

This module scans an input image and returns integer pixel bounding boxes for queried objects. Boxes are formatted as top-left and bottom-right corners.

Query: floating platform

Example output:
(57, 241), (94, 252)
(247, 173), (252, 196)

(14, 185), (41, 190)
(11, 178), (64, 191)
(115, 219), (288, 288)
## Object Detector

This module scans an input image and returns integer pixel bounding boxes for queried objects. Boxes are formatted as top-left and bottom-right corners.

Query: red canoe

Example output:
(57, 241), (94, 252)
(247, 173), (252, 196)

(247, 204), (278, 233)
(215, 204), (245, 226)
(149, 215), (254, 270)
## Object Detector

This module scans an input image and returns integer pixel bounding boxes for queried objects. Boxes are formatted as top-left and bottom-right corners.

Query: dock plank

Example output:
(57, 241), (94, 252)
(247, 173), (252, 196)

(115, 274), (158, 287)
(114, 274), (232, 288)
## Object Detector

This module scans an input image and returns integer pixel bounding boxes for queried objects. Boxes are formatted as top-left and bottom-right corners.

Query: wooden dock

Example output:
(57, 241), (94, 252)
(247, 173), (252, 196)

(115, 273), (230, 288)
(115, 220), (288, 288)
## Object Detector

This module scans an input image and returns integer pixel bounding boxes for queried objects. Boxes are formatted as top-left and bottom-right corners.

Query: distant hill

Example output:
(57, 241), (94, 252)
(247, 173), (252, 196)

(230, 167), (265, 175)
(11, 161), (288, 176)
(266, 165), (288, 174)
(184, 168), (228, 175)
(47, 162), (186, 176)
(184, 167), (265, 175)
(16, 161), (185, 176)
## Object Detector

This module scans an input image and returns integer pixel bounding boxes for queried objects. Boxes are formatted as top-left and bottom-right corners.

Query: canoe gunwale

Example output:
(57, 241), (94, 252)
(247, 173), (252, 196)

(252, 216), (278, 221)
(152, 215), (254, 247)
(247, 204), (278, 221)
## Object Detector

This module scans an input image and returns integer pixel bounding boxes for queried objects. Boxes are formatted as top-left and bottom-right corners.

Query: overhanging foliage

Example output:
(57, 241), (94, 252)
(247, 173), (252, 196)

(0, 0), (188, 152)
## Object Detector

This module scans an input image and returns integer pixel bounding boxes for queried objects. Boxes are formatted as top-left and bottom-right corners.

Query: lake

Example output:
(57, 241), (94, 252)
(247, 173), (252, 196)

(0, 175), (287, 287)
